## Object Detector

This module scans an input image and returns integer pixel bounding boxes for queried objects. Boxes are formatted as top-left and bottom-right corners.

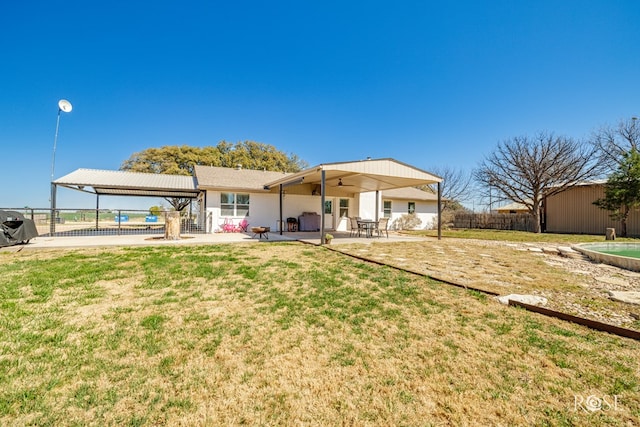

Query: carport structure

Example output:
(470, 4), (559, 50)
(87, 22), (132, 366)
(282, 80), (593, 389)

(50, 168), (201, 234)
(263, 158), (443, 243)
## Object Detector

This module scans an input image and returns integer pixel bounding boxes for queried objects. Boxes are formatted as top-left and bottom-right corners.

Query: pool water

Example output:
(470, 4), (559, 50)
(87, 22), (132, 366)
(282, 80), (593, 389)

(598, 249), (640, 258)
(581, 243), (640, 258)
(573, 242), (640, 272)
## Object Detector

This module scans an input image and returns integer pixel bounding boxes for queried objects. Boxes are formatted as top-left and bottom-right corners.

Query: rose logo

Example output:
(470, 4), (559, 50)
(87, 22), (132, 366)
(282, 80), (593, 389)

(585, 395), (602, 412)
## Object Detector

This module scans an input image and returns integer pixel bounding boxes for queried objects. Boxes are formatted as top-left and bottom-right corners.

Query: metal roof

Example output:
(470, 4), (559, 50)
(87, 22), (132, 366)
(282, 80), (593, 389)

(263, 158), (442, 196)
(194, 165), (290, 191)
(53, 159), (442, 200)
(496, 201), (530, 212)
(53, 168), (200, 199)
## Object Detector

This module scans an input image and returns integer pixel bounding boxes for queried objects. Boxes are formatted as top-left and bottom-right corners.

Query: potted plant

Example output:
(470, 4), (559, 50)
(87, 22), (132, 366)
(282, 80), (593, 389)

(324, 233), (333, 244)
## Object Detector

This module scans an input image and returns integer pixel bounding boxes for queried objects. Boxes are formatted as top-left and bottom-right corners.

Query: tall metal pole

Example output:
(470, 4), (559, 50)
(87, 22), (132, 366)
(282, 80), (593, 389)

(320, 170), (326, 244)
(279, 184), (284, 235)
(49, 99), (72, 235)
(51, 108), (62, 187)
(437, 182), (442, 240)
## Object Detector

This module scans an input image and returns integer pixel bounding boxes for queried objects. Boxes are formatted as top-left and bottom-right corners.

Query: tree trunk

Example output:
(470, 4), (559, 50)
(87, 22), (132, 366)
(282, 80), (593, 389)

(531, 203), (542, 233)
(621, 207), (630, 237)
(165, 211), (181, 240)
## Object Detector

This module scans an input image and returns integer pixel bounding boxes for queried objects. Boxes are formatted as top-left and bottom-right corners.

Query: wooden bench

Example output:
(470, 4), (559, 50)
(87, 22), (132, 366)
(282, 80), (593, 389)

(251, 226), (270, 239)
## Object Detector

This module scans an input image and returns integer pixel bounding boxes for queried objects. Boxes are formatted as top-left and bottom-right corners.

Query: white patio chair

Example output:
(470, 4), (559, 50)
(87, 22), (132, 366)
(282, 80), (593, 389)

(375, 217), (389, 238)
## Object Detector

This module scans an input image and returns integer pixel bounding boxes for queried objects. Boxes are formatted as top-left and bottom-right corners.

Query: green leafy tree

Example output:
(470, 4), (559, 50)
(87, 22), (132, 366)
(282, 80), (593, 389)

(593, 148), (640, 237)
(121, 145), (223, 175)
(215, 141), (307, 172)
(121, 141), (307, 210)
(149, 205), (163, 216)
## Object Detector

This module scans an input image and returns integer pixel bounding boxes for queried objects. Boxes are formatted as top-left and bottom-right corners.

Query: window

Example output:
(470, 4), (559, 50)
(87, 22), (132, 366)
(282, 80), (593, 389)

(339, 199), (349, 217)
(324, 200), (333, 214)
(221, 193), (250, 217)
(383, 200), (392, 218)
(408, 202), (415, 214)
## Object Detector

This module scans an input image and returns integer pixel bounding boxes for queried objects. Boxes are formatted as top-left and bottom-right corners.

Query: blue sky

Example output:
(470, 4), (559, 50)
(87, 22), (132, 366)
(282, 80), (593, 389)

(2, 1), (640, 209)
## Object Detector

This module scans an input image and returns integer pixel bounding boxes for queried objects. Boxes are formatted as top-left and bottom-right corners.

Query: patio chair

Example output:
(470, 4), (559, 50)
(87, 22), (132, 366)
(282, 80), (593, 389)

(349, 217), (362, 237)
(221, 218), (236, 233)
(237, 219), (249, 232)
(375, 217), (389, 238)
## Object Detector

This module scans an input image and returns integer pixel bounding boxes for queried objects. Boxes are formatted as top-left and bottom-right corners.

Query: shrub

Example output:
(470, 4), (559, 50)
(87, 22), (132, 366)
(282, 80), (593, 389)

(393, 213), (422, 230)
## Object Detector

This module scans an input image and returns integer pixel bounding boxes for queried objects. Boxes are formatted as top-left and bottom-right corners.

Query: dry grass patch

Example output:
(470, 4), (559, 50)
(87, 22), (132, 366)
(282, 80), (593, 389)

(338, 239), (640, 329)
(0, 243), (638, 425)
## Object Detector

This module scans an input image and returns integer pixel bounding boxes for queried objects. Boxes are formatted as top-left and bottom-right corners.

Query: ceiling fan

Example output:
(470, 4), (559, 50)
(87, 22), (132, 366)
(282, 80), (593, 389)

(335, 178), (355, 187)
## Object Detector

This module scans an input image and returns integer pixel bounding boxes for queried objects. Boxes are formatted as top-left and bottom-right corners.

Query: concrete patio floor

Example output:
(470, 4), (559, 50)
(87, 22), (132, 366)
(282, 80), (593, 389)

(3, 230), (429, 251)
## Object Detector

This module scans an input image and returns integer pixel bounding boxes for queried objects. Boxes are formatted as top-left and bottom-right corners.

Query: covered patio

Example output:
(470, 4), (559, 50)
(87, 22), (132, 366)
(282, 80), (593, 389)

(49, 168), (201, 235)
(263, 158), (443, 243)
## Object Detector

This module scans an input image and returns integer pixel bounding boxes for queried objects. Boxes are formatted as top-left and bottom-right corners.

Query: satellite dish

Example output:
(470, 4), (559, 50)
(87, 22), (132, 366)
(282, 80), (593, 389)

(58, 99), (73, 113)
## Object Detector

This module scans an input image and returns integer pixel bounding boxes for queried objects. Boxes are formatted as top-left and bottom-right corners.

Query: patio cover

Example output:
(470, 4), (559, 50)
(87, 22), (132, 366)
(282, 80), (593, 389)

(52, 168), (200, 198)
(262, 158), (443, 241)
(49, 168), (201, 234)
(263, 158), (441, 196)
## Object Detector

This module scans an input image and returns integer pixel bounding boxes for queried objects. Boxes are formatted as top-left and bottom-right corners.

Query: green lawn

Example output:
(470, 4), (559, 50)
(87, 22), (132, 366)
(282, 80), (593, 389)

(0, 243), (638, 425)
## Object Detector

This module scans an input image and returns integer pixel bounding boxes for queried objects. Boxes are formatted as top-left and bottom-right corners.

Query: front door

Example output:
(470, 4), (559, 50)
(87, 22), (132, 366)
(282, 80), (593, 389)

(324, 199), (334, 230)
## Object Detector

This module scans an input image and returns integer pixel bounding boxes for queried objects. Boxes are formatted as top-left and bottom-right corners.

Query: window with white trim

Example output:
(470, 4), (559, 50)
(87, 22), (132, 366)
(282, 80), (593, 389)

(383, 200), (392, 218)
(339, 199), (349, 217)
(221, 193), (250, 217)
(408, 201), (415, 214)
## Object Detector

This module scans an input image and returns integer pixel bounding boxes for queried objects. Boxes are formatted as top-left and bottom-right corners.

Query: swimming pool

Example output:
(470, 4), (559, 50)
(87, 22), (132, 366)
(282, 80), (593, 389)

(573, 242), (640, 272)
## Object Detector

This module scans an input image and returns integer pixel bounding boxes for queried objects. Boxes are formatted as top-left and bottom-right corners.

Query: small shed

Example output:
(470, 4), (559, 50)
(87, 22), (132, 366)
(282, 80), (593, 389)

(496, 201), (530, 214)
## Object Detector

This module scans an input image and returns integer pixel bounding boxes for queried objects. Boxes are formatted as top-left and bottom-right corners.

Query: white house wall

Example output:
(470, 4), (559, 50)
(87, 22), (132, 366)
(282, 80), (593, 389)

(357, 191), (438, 230)
(205, 190), (343, 232)
(204, 189), (435, 232)
(386, 199), (438, 230)
(358, 192), (378, 220)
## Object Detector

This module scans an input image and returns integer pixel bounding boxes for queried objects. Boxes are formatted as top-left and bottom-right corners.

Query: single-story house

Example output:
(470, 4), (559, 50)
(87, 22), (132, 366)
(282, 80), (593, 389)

(196, 159), (441, 233)
(378, 186), (439, 230)
(52, 158), (443, 240)
(496, 201), (530, 214)
(544, 180), (640, 236)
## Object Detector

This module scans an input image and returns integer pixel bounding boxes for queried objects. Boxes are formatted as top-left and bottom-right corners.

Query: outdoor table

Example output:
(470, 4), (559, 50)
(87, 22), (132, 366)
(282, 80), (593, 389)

(357, 220), (378, 238)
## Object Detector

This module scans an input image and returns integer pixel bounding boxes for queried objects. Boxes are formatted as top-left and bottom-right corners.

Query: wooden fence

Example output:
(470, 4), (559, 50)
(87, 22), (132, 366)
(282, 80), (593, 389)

(453, 213), (537, 232)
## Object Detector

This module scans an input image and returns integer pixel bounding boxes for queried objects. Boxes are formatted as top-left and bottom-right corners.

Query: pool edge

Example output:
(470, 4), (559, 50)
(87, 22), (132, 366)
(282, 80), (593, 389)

(573, 243), (640, 272)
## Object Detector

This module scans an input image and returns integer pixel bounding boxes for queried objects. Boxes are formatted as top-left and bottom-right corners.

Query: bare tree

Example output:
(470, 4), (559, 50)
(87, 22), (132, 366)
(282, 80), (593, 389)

(474, 132), (604, 233)
(421, 166), (474, 212)
(591, 117), (640, 171)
